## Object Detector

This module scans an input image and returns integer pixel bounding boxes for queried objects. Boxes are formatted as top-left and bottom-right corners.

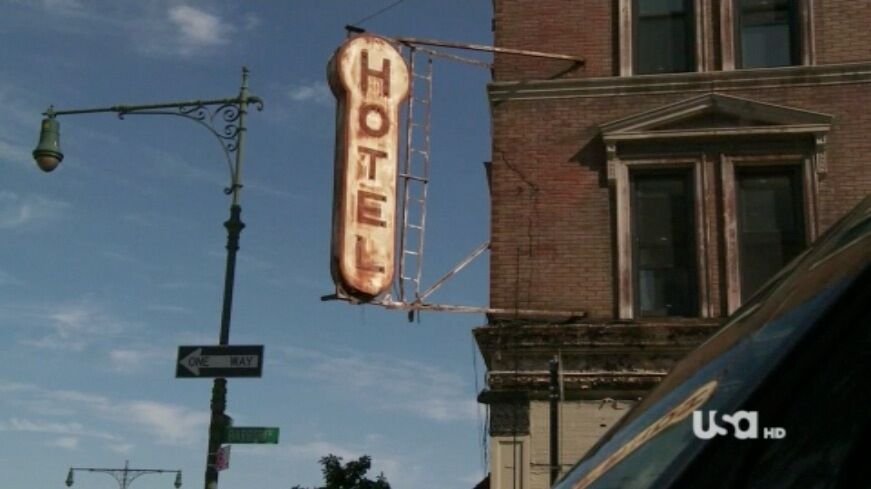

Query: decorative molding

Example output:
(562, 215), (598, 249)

(719, 154), (820, 313)
(695, 0), (712, 72)
(488, 62), (871, 102)
(606, 125), (831, 142)
(618, 0), (633, 77)
(606, 142), (619, 181)
(814, 133), (828, 176)
(600, 92), (832, 134)
(802, 0), (816, 66)
(615, 161), (632, 318)
(720, 0), (736, 70)
(720, 155), (741, 314)
(486, 371), (666, 393)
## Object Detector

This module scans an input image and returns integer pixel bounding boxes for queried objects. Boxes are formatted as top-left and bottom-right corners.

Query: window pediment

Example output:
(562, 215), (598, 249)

(600, 93), (832, 142)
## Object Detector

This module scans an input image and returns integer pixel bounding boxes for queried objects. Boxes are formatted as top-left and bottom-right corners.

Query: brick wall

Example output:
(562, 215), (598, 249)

(815, 0), (871, 64)
(491, 0), (871, 82)
(489, 81), (871, 316)
(492, 0), (613, 80)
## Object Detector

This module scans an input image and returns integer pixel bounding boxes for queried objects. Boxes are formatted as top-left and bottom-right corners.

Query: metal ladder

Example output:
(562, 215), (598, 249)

(397, 47), (433, 304)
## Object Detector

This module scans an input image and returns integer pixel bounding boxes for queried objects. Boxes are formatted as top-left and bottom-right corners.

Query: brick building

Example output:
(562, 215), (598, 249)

(474, 1), (871, 488)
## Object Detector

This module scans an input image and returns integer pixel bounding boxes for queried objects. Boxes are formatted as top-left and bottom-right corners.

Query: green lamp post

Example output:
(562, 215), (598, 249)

(36, 68), (263, 489)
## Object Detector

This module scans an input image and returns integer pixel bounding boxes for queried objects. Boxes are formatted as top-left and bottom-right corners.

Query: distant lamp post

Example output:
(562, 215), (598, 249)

(36, 67), (263, 489)
(65, 461), (181, 489)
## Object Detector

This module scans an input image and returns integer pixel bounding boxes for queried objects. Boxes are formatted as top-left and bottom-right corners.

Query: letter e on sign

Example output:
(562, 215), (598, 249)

(327, 35), (409, 299)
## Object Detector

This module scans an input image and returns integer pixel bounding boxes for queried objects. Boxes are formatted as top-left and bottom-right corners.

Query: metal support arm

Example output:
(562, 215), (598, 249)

(42, 68), (263, 199)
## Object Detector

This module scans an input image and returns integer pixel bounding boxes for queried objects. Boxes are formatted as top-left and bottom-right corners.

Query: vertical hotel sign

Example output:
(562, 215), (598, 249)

(328, 35), (410, 299)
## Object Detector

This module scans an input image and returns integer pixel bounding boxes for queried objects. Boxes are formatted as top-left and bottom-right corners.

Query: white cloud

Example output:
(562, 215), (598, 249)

(280, 347), (478, 423)
(0, 381), (37, 394)
(20, 300), (131, 351)
(46, 436), (79, 449)
(0, 417), (118, 441)
(39, 0), (83, 11)
(0, 381), (206, 448)
(17, 2), (258, 59)
(51, 389), (109, 406)
(0, 191), (69, 229)
(284, 440), (358, 462)
(123, 400), (208, 446)
(243, 12), (260, 30)
(0, 269), (22, 287)
(0, 138), (31, 166)
(109, 347), (172, 373)
(288, 82), (332, 105)
(167, 5), (233, 55)
(145, 304), (193, 314)
(109, 442), (135, 454)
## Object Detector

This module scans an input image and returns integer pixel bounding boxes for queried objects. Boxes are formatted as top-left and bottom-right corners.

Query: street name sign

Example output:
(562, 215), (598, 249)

(224, 426), (280, 444)
(176, 345), (264, 378)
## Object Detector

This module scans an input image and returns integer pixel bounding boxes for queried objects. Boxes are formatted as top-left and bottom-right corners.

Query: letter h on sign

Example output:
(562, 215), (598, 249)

(361, 50), (391, 97)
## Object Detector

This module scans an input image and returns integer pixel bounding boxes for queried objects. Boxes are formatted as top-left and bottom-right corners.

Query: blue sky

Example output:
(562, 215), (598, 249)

(0, 2), (493, 488)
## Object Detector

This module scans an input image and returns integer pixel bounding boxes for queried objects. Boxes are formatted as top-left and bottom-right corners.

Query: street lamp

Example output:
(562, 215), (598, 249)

(65, 460), (181, 489)
(35, 67), (263, 489)
(32, 115), (63, 172)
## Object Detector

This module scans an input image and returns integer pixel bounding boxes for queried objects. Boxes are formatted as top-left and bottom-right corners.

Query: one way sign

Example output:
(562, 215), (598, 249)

(176, 345), (264, 378)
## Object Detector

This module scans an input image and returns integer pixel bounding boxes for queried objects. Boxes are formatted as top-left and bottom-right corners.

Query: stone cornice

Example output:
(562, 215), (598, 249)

(474, 320), (722, 353)
(485, 371), (665, 395)
(488, 62), (871, 103)
(474, 320), (723, 397)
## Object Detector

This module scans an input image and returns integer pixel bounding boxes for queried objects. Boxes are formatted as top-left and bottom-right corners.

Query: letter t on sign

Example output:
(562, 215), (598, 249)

(358, 146), (387, 180)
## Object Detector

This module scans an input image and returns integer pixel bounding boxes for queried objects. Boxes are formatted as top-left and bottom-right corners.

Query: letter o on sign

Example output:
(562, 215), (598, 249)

(358, 103), (389, 137)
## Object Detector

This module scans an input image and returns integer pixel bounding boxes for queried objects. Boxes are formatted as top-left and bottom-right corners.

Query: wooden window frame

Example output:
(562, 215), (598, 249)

(720, 154), (819, 314)
(721, 0), (815, 71)
(614, 156), (709, 319)
(619, 0), (711, 76)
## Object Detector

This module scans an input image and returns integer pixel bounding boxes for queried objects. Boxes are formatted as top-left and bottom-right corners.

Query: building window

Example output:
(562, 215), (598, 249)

(721, 156), (817, 313)
(735, 166), (806, 301)
(736, 0), (800, 68)
(631, 171), (698, 316)
(633, 0), (694, 74)
(721, 0), (814, 70)
(602, 94), (829, 319)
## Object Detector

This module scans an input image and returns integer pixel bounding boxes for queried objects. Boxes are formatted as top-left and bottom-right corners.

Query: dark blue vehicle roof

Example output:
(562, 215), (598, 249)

(555, 194), (871, 489)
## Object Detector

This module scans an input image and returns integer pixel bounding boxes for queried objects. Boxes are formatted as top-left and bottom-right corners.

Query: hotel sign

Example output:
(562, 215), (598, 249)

(328, 35), (410, 299)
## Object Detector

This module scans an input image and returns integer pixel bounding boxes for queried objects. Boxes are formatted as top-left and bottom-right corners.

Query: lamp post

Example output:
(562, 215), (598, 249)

(65, 460), (182, 489)
(34, 68), (263, 489)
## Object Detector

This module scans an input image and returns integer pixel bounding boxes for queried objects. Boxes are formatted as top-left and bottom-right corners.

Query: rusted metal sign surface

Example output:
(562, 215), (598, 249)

(328, 34), (410, 299)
